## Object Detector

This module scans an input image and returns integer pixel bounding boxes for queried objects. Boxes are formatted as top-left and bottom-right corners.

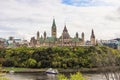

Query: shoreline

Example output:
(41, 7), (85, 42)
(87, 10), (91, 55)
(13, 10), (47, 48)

(1, 67), (101, 74)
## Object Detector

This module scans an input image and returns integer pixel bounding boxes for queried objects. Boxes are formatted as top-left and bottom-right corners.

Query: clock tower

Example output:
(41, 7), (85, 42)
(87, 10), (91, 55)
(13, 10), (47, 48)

(51, 18), (57, 38)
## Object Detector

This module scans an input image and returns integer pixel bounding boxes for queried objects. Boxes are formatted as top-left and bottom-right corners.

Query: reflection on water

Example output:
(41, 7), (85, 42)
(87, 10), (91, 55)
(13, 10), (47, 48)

(6, 72), (58, 80)
(46, 74), (57, 80)
(87, 74), (105, 80)
(5, 72), (105, 80)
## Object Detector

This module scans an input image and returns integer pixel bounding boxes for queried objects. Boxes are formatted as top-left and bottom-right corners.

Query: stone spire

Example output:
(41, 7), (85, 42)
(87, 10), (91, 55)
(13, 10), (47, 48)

(61, 25), (70, 39)
(63, 25), (68, 32)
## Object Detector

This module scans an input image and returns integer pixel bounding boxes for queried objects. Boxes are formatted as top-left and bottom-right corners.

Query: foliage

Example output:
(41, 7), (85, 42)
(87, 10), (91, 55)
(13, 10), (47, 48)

(57, 74), (68, 80)
(91, 47), (120, 80)
(0, 77), (9, 80)
(58, 72), (86, 80)
(22, 58), (37, 68)
(70, 72), (86, 80)
(0, 46), (120, 68)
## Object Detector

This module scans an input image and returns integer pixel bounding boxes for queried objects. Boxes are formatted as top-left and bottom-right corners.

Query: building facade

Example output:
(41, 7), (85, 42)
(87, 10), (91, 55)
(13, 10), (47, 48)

(30, 19), (96, 47)
(98, 38), (120, 50)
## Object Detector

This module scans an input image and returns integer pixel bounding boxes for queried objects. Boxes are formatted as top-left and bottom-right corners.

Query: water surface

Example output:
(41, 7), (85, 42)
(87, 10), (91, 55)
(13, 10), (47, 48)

(5, 72), (105, 80)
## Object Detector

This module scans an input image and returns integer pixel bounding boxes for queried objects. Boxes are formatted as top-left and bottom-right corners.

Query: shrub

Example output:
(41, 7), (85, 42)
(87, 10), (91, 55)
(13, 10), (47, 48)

(58, 72), (86, 80)
(70, 72), (86, 80)
(57, 74), (68, 80)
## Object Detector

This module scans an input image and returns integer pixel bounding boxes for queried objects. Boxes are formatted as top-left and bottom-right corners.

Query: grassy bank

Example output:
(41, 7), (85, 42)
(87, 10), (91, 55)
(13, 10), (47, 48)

(2, 67), (101, 74)
(2, 67), (46, 73)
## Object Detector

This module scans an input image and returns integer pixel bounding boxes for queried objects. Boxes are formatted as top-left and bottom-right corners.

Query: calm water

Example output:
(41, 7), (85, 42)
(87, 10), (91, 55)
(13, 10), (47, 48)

(5, 72), (105, 80)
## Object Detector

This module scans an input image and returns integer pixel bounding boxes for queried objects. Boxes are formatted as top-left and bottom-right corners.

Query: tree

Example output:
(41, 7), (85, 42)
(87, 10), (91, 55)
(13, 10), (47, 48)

(22, 58), (37, 68)
(91, 47), (120, 80)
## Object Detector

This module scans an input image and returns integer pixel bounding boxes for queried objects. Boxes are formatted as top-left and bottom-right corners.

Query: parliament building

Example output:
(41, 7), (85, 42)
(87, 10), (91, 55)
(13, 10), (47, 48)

(30, 19), (96, 47)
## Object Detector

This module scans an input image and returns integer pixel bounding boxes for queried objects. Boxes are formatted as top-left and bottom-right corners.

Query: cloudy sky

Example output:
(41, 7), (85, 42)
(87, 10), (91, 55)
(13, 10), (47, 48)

(0, 0), (120, 40)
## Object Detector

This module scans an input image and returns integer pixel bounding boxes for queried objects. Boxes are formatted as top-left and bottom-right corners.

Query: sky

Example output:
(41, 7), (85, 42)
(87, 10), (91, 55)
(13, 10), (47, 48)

(0, 0), (120, 41)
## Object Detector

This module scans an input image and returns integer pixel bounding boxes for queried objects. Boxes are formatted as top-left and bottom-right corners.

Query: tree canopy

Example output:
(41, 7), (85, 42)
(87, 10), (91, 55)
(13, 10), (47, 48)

(0, 46), (120, 68)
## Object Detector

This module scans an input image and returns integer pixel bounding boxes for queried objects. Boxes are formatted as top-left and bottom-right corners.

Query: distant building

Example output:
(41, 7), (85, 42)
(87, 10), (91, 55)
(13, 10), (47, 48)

(0, 38), (6, 48)
(114, 38), (120, 50)
(21, 40), (30, 47)
(118, 41), (120, 50)
(98, 39), (118, 49)
(7, 36), (29, 48)
(30, 19), (96, 47)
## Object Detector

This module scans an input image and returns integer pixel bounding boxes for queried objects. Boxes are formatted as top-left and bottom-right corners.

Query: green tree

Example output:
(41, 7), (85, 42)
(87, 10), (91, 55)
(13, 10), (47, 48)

(22, 58), (37, 68)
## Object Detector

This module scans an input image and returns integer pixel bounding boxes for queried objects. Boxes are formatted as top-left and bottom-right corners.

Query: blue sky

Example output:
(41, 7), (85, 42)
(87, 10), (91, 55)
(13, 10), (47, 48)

(0, 0), (120, 40)
(62, 0), (111, 7)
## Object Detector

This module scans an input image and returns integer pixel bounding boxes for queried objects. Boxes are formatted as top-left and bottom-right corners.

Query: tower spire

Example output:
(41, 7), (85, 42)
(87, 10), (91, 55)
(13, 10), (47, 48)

(52, 18), (56, 28)
(51, 18), (57, 38)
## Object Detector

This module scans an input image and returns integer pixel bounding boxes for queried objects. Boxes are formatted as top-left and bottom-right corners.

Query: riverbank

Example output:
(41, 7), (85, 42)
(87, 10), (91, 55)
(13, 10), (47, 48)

(1, 67), (45, 73)
(1, 67), (101, 74)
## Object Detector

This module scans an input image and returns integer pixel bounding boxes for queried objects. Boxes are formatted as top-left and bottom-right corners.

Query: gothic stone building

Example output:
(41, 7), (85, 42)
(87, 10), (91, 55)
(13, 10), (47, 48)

(30, 19), (95, 47)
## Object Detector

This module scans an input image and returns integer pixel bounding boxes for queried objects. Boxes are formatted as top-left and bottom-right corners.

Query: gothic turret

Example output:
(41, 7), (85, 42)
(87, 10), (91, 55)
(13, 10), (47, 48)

(76, 32), (79, 38)
(44, 31), (46, 40)
(51, 18), (57, 38)
(36, 31), (40, 45)
(37, 31), (40, 40)
(90, 29), (95, 45)
(82, 32), (84, 44)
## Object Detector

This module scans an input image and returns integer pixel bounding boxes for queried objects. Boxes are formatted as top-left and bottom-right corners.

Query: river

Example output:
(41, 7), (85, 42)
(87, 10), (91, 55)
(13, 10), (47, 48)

(5, 72), (106, 80)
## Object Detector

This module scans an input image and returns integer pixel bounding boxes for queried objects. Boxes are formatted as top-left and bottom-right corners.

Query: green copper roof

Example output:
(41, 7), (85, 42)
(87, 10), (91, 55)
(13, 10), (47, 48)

(39, 37), (56, 43)
(52, 18), (56, 28)
(72, 38), (80, 42)
(46, 37), (56, 42)
(39, 38), (44, 43)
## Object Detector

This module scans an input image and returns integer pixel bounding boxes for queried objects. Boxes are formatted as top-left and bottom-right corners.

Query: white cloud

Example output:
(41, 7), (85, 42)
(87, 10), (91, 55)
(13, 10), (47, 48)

(100, 0), (120, 5)
(0, 0), (120, 41)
